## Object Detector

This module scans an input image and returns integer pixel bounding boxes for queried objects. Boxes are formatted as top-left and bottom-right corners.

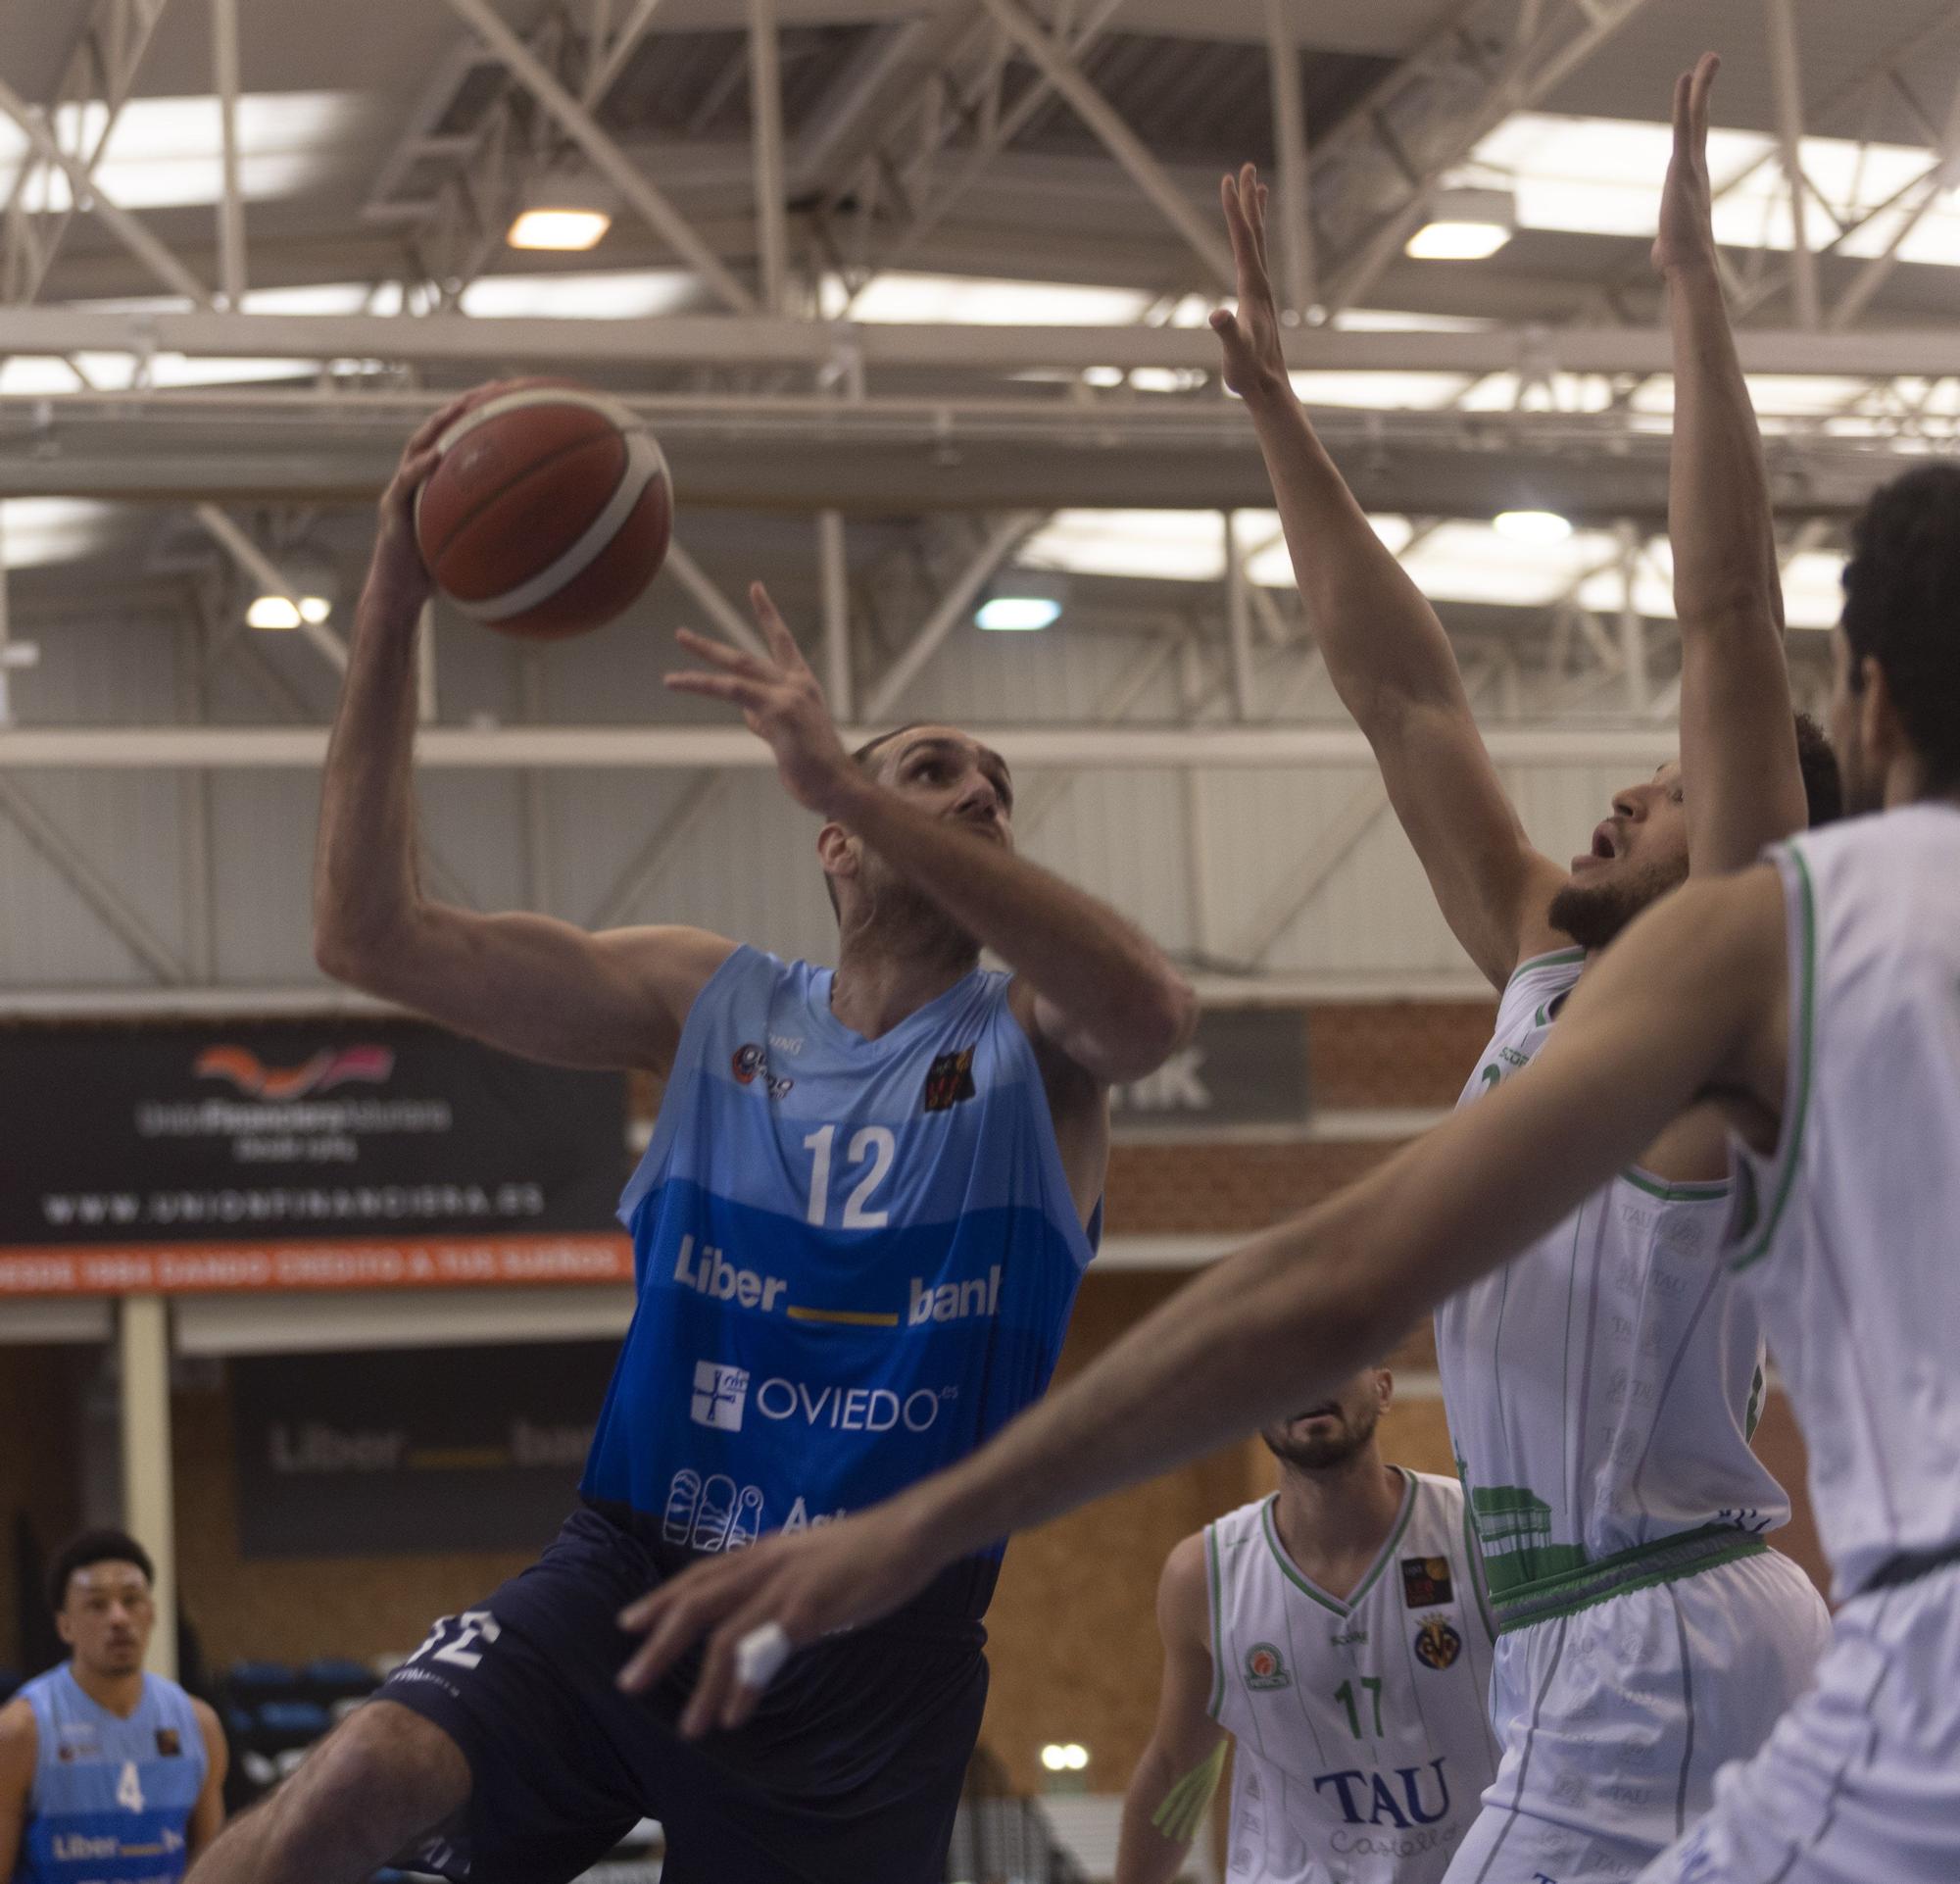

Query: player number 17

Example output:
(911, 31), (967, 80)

(804, 1124), (896, 1229)
(1335, 1676), (1384, 1738)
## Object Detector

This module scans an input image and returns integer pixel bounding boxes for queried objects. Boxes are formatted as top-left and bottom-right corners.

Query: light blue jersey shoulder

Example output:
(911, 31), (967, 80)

(15, 1665), (206, 1884)
(581, 948), (1097, 1603)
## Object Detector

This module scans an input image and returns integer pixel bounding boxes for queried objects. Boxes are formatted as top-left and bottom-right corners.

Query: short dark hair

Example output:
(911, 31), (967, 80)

(1792, 711), (1842, 829)
(823, 724), (929, 917)
(47, 1530), (154, 1613)
(1840, 465), (1960, 791)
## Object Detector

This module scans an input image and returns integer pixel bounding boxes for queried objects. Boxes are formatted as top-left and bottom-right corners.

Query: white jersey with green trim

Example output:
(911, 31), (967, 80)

(1434, 947), (1789, 1622)
(1722, 805), (1960, 1603)
(1206, 1470), (1500, 1884)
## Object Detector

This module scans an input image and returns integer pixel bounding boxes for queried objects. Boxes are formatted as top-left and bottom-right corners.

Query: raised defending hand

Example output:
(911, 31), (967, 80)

(614, 1503), (937, 1735)
(1653, 53), (1721, 277)
(665, 582), (854, 814)
(1209, 163), (1290, 405)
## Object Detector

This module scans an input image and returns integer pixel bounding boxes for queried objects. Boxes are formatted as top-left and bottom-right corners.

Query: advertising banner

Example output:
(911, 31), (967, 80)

(0, 1020), (632, 1295)
(228, 1342), (616, 1555)
(1110, 1006), (1311, 1127)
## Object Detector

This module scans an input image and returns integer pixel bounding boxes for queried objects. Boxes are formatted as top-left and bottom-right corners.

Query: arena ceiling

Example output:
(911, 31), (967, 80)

(0, 0), (1955, 994)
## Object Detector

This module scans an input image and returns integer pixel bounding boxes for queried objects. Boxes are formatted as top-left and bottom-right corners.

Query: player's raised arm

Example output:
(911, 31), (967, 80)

(1212, 165), (1567, 987)
(665, 585), (1196, 1087)
(1657, 54), (1811, 869)
(614, 860), (1791, 1725)
(1114, 1536), (1230, 1884)
(313, 393), (733, 1073)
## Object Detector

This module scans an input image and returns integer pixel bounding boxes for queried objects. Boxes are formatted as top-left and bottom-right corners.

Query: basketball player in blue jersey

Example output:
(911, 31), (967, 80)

(185, 397), (1195, 1884)
(0, 1531), (226, 1884)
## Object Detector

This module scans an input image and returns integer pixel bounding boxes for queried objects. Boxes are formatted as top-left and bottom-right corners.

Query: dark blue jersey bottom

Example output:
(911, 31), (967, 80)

(373, 1503), (988, 1884)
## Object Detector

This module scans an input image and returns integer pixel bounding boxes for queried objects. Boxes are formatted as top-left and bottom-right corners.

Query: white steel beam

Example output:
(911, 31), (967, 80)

(972, 0), (1237, 290)
(0, 723), (1682, 769)
(0, 74), (214, 308)
(15, 307), (1960, 374)
(438, 0), (756, 312)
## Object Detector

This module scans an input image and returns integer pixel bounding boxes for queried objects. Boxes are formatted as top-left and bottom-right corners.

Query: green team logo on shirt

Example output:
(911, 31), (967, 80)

(1468, 1484), (1587, 1596)
(1245, 1642), (1291, 1690)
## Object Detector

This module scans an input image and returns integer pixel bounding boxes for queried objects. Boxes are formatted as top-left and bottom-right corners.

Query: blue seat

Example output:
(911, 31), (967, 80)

(251, 1699), (332, 1746)
(301, 1657), (377, 1701)
(225, 1660), (299, 1700)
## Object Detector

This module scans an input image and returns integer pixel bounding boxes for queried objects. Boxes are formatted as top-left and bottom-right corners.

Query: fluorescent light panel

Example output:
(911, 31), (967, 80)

(976, 596), (1061, 631)
(821, 272), (1153, 325)
(458, 271), (694, 319)
(507, 208), (612, 252)
(0, 498), (119, 569)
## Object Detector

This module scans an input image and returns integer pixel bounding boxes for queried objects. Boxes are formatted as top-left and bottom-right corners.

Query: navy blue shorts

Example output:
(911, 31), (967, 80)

(374, 1504), (989, 1884)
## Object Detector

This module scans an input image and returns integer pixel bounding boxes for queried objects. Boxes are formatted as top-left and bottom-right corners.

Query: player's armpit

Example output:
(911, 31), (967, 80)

(319, 907), (735, 1075)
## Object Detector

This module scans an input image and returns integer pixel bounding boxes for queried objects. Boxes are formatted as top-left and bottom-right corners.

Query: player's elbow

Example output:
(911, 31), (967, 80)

(313, 906), (414, 994)
(1095, 972), (1200, 1085)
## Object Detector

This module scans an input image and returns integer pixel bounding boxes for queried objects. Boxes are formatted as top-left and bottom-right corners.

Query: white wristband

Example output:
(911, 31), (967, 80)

(734, 1620), (791, 1692)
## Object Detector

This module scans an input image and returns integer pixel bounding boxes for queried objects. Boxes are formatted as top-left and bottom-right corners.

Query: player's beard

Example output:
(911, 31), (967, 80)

(1262, 1400), (1382, 1472)
(857, 864), (980, 971)
(1545, 853), (1687, 953)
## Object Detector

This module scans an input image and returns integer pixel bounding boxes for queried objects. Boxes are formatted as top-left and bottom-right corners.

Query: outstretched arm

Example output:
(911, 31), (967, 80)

(615, 862), (1791, 1728)
(1213, 166), (1567, 986)
(666, 587), (1196, 1085)
(314, 391), (733, 1072)
(1656, 54), (1810, 869)
(1115, 1536), (1231, 1884)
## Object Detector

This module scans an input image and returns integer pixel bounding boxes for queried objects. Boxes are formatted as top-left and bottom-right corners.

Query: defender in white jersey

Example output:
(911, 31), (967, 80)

(617, 460), (1960, 1884)
(1211, 61), (1841, 1883)
(1117, 1373), (1498, 1884)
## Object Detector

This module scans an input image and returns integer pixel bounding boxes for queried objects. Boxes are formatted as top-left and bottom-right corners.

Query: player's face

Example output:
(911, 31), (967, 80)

(1261, 1367), (1391, 1471)
(874, 727), (1016, 848)
(1545, 764), (1690, 952)
(57, 1562), (154, 1679)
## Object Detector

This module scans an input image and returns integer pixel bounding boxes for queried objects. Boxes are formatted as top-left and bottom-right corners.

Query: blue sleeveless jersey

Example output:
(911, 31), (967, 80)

(580, 949), (1097, 1611)
(15, 1666), (205, 1884)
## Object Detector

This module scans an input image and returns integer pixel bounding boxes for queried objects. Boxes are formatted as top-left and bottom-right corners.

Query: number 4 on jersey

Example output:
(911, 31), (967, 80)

(117, 1760), (145, 1812)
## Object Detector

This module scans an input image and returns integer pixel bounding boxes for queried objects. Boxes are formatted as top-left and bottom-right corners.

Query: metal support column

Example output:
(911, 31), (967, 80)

(817, 511), (854, 719)
(1262, 0), (1315, 316)
(211, 0), (247, 306)
(748, 0), (789, 315)
(1618, 521), (1649, 713)
(1222, 512), (1255, 720)
(1765, 0), (1819, 330)
(119, 1296), (176, 1680)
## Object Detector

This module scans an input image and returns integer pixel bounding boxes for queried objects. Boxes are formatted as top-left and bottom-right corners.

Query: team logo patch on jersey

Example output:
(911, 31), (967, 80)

(1244, 1642), (1291, 1690)
(156, 1727), (181, 1757)
(730, 1044), (792, 1099)
(1401, 1555), (1454, 1608)
(1414, 1618), (1463, 1670)
(922, 1047), (977, 1112)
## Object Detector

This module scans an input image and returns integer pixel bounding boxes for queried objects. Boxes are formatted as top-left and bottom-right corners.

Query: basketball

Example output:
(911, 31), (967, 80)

(415, 384), (672, 640)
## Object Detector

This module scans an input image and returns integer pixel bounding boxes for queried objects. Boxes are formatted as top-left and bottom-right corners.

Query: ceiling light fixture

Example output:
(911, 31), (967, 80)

(507, 174), (617, 252)
(976, 596), (1061, 632)
(247, 595), (331, 630)
(1406, 187), (1517, 261)
(1493, 509), (1573, 545)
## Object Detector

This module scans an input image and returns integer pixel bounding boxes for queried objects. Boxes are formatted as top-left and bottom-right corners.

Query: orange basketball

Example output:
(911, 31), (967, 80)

(416, 384), (672, 639)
